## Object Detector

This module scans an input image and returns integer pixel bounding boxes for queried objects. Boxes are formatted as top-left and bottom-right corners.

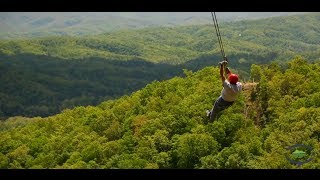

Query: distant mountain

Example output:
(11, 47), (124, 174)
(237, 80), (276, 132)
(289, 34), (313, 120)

(0, 12), (309, 39)
(1, 12), (319, 65)
(1, 13), (320, 119)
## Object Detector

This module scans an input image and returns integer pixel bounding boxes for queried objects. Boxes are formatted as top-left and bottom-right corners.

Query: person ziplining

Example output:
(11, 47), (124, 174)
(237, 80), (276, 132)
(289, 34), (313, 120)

(205, 12), (243, 123)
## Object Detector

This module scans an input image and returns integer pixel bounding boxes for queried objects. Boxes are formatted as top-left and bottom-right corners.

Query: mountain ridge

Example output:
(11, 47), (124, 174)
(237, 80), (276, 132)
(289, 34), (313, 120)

(0, 12), (309, 39)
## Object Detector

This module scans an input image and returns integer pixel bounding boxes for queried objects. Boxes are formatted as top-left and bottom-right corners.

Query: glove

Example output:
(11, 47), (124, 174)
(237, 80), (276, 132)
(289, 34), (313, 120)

(219, 60), (228, 66)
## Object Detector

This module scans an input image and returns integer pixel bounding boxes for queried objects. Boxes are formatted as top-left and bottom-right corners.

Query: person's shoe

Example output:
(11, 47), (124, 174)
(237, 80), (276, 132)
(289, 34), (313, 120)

(206, 110), (211, 117)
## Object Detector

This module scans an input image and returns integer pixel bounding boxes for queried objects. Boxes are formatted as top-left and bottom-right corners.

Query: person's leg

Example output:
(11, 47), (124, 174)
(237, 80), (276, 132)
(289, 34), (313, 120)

(209, 96), (234, 123)
(209, 96), (223, 122)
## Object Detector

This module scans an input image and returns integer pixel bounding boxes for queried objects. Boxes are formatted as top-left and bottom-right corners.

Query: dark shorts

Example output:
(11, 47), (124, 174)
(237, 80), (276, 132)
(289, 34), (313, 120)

(209, 96), (234, 122)
(214, 96), (234, 109)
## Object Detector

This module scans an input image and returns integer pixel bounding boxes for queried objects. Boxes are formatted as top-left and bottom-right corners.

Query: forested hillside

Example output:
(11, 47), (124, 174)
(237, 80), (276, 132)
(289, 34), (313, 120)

(1, 13), (320, 118)
(0, 12), (307, 39)
(0, 57), (319, 169)
(1, 13), (319, 64)
(0, 55), (180, 119)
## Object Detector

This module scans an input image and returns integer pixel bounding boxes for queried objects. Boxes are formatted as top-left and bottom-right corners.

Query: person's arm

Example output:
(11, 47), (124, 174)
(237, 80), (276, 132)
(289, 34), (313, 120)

(220, 62), (227, 86)
(225, 67), (231, 76)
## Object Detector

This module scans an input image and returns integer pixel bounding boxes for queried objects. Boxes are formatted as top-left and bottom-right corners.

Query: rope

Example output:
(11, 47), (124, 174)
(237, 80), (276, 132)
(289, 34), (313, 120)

(211, 12), (227, 62)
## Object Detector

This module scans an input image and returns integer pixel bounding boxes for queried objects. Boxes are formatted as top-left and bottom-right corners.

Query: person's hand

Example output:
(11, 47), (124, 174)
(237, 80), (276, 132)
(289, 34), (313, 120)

(219, 60), (228, 66)
(222, 60), (228, 65)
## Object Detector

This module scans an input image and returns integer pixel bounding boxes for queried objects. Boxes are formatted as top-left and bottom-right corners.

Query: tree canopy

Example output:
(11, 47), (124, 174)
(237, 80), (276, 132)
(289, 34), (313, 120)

(0, 57), (319, 169)
(1, 13), (320, 118)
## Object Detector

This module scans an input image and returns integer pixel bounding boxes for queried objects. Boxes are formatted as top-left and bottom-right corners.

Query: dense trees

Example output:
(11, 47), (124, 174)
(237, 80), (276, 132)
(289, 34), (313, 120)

(0, 54), (182, 118)
(1, 13), (320, 118)
(0, 57), (319, 169)
(0, 13), (319, 168)
(1, 13), (320, 65)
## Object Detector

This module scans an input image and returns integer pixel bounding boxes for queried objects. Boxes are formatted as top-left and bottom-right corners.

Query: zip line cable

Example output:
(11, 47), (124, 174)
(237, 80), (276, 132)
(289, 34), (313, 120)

(211, 12), (227, 62)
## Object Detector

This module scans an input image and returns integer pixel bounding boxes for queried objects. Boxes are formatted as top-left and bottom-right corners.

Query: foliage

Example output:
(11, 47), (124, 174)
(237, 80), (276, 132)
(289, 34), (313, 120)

(2, 13), (320, 118)
(1, 57), (319, 169)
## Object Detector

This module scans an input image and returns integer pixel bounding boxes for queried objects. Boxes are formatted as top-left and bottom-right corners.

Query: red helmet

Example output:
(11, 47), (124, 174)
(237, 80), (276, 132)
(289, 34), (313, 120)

(228, 74), (239, 84)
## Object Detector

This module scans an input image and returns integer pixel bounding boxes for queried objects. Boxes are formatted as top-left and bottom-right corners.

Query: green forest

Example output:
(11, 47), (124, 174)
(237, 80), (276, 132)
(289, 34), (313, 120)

(1, 13), (320, 118)
(1, 13), (320, 65)
(0, 54), (181, 118)
(0, 12), (320, 169)
(0, 57), (319, 168)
